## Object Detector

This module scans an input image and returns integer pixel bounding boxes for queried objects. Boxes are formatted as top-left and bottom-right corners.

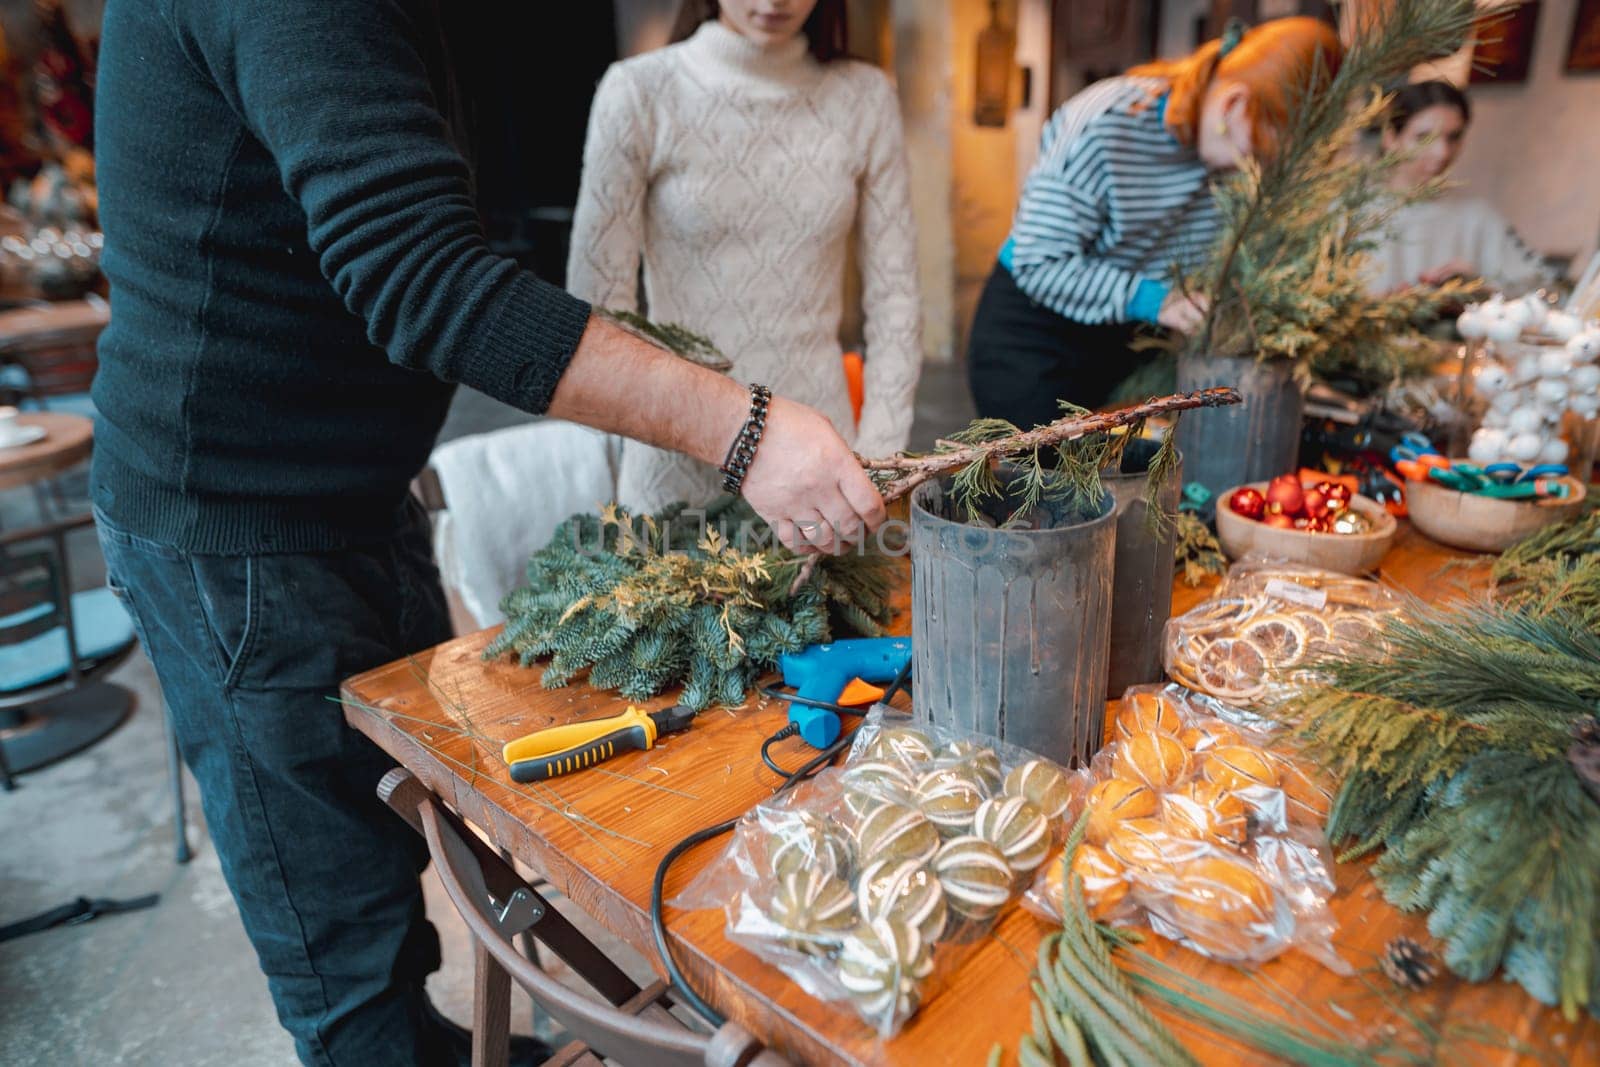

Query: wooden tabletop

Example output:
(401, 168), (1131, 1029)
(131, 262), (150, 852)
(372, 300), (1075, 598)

(342, 523), (1599, 1066)
(0, 412), (92, 491)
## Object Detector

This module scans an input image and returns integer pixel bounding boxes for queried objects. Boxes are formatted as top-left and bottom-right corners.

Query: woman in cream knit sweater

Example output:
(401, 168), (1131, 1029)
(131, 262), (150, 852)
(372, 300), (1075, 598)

(568, 0), (921, 513)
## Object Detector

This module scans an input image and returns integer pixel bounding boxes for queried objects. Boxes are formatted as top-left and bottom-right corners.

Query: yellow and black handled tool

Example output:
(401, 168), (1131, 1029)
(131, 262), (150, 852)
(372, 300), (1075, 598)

(501, 705), (696, 783)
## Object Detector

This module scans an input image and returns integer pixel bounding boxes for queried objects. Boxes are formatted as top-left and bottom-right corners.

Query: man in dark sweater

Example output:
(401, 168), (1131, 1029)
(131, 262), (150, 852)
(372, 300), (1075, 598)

(91, 2), (887, 1064)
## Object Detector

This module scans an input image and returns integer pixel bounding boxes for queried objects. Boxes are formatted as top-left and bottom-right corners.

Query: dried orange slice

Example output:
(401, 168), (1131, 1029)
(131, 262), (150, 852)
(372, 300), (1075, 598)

(1239, 614), (1307, 667)
(1194, 639), (1269, 702)
(1328, 613), (1381, 645)
(1292, 611), (1330, 643)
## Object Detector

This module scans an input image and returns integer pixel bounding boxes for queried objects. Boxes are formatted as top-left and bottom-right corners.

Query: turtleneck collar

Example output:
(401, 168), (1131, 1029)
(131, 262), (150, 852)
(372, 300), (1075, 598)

(681, 19), (819, 94)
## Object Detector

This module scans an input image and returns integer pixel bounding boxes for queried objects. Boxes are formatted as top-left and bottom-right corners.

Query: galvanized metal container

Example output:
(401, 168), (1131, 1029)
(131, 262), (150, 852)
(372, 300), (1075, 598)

(1103, 439), (1181, 699)
(910, 471), (1115, 768)
(1175, 353), (1303, 496)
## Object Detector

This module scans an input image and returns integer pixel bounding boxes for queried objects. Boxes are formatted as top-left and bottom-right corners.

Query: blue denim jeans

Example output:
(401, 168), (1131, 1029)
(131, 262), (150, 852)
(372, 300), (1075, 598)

(96, 501), (455, 1066)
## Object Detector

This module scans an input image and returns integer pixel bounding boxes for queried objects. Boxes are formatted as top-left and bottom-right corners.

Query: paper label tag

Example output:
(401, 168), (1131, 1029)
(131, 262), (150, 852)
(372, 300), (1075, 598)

(1264, 579), (1327, 611)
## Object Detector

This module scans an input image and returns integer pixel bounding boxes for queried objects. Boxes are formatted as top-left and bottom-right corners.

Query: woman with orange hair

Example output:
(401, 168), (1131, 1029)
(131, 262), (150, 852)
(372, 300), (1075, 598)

(968, 17), (1341, 426)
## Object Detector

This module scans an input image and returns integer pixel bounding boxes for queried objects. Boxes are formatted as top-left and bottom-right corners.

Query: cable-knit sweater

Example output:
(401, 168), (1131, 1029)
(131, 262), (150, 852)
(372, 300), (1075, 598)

(567, 20), (921, 511)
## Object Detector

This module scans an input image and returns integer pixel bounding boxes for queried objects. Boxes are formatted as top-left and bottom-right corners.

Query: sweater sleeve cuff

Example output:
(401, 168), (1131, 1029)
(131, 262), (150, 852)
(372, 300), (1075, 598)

(470, 273), (594, 415)
(1126, 278), (1169, 324)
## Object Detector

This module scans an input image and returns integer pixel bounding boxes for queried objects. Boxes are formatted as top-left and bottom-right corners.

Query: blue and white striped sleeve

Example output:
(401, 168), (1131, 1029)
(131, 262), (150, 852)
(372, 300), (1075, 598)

(1007, 129), (1167, 326)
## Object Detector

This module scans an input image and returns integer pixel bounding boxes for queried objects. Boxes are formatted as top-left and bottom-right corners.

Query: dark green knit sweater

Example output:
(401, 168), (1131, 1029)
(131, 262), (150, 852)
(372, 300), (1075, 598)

(90, 0), (593, 554)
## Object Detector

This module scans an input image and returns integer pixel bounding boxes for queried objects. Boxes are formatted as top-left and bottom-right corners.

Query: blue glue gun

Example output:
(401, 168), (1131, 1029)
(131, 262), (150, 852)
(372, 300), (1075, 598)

(777, 637), (913, 749)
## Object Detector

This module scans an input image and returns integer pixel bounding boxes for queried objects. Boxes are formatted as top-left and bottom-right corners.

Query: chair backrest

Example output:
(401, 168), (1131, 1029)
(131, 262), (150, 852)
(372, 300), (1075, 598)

(415, 794), (787, 1067)
(0, 549), (64, 644)
(0, 300), (108, 398)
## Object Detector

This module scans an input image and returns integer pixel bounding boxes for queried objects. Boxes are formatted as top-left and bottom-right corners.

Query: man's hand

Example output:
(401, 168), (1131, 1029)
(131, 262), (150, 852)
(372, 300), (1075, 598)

(547, 314), (885, 553)
(1157, 289), (1210, 334)
(739, 397), (886, 553)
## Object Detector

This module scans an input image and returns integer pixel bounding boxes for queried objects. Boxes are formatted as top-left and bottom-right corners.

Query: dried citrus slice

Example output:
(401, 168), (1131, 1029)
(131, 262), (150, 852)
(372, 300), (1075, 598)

(1328, 613), (1381, 644)
(1239, 614), (1307, 667)
(1292, 611), (1330, 643)
(1194, 638), (1269, 702)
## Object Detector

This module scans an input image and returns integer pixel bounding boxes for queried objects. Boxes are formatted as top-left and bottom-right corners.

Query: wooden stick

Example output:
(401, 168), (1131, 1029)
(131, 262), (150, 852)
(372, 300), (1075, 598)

(785, 388), (1242, 594)
(863, 387), (1241, 505)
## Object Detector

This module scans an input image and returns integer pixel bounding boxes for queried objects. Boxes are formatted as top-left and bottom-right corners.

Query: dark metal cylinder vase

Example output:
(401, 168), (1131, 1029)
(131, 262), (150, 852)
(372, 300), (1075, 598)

(1175, 353), (1303, 496)
(1103, 439), (1182, 699)
(910, 472), (1116, 768)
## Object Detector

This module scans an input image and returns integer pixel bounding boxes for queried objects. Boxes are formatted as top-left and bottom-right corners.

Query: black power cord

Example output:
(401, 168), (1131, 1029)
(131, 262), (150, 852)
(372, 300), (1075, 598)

(649, 662), (913, 1030)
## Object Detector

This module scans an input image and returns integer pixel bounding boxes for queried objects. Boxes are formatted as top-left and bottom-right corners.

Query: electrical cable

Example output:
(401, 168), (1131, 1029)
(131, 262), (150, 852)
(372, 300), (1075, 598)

(649, 662), (914, 1029)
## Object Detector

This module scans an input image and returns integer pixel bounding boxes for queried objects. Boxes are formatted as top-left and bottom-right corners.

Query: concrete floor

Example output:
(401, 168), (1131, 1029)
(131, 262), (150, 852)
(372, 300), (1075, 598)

(0, 360), (973, 1066)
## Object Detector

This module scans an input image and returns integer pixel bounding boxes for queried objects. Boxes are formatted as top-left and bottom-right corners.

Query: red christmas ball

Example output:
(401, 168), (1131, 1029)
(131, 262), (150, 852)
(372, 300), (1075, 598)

(1304, 515), (1334, 534)
(1292, 516), (1313, 530)
(1323, 483), (1352, 511)
(1264, 512), (1296, 530)
(1301, 486), (1329, 520)
(1265, 474), (1305, 517)
(1228, 487), (1267, 520)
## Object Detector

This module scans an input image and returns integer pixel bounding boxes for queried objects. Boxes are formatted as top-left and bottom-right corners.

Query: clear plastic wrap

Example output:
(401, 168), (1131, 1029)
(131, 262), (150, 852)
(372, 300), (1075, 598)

(1163, 559), (1404, 707)
(1023, 683), (1348, 973)
(675, 707), (1080, 1037)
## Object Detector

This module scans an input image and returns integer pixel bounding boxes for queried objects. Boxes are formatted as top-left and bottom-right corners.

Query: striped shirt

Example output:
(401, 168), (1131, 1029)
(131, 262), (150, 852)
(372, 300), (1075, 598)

(1000, 76), (1220, 325)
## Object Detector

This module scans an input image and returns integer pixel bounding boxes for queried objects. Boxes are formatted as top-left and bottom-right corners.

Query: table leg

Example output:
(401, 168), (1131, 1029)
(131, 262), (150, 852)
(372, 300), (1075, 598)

(0, 681), (132, 776)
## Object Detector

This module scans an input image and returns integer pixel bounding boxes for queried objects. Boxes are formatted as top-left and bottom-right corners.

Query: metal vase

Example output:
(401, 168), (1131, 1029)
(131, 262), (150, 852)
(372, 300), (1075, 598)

(1175, 353), (1303, 496)
(1103, 439), (1182, 699)
(910, 471), (1116, 768)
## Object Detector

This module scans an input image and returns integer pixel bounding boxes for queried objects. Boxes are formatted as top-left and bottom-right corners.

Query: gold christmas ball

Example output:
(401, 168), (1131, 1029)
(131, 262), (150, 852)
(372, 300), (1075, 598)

(1084, 777), (1158, 846)
(1162, 779), (1248, 847)
(857, 858), (948, 943)
(972, 794), (1051, 884)
(1202, 745), (1281, 793)
(768, 811), (854, 881)
(854, 801), (940, 867)
(1112, 731), (1191, 792)
(914, 766), (987, 838)
(941, 740), (1004, 795)
(1115, 692), (1184, 741)
(932, 835), (1013, 922)
(836, 917), (935, 1026)
(840, 759), (916, 819)
(1002, 758), (1075, 821)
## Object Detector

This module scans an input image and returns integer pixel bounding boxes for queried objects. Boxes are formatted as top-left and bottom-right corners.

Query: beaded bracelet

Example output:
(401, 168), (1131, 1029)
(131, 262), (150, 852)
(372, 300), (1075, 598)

(719, 384), (772, 495)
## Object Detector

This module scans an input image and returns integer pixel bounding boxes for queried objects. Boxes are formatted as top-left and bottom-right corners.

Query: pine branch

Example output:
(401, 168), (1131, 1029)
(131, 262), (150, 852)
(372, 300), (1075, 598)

(861, 387), (1240, 505)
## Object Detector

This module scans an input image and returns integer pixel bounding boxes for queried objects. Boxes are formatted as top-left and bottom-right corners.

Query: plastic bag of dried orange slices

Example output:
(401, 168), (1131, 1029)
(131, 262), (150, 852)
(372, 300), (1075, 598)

(1022, 683), (1349, 972)
(1162, 558), (1405, 710)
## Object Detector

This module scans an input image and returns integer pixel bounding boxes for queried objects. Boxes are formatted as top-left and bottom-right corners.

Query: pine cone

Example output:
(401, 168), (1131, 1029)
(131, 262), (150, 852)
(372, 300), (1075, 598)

(1381, 936), (1437, 991)
(1570, 717), (1600, 806)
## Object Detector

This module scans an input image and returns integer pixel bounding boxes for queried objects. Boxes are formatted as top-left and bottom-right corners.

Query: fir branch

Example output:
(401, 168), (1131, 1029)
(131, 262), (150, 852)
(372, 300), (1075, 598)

(597, 308), (732, 371)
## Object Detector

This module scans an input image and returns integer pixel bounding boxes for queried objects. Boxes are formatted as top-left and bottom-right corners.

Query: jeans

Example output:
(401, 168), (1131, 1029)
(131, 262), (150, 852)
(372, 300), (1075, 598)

(96, 501), (455, 1066)
(966, 263), (1148, 427)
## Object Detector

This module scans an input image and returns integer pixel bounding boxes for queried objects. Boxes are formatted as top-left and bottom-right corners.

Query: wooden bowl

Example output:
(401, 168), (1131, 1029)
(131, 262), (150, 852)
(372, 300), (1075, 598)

(1405, 471), (1587, 554)
(1216, 482), (1397, 575)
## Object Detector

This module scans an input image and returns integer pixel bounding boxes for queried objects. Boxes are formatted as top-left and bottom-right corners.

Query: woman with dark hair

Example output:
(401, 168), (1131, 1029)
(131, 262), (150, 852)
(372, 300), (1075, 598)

(1368, 79), (1548, 295)
(966, 18), (1342, 426)
(569, 0), (921, 511)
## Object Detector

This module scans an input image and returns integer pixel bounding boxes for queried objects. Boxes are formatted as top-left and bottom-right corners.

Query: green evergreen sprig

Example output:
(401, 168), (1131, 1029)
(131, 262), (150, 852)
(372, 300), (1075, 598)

(1491, 504), (1600, 627)
(1184, 0), (1486, 384)
(1271, 598), (1600, 1020)
(485, 496), (895, 710)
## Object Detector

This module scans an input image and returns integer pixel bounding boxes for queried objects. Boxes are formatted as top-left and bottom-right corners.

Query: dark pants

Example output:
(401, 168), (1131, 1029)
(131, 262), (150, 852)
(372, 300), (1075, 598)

(967, 263), (1147, 427)
(96, 501), (455, 1067)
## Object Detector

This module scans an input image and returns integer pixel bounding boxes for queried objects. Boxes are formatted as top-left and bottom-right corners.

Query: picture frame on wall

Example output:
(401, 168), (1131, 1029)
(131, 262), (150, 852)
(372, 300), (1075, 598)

(1470, 0), (1541, 84)
(1569, 0), (1600, 72)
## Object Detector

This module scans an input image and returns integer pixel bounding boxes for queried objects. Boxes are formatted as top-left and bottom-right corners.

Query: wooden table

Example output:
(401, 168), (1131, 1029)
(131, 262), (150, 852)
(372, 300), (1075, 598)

(342, 524), (1599, 1065)
(0, 412), (92, 492)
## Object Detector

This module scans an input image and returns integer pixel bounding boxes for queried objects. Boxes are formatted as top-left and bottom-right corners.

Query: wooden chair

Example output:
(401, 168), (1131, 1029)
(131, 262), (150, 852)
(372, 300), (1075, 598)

(379, 769), (789, 1067)
(0, 515), (137, 790)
